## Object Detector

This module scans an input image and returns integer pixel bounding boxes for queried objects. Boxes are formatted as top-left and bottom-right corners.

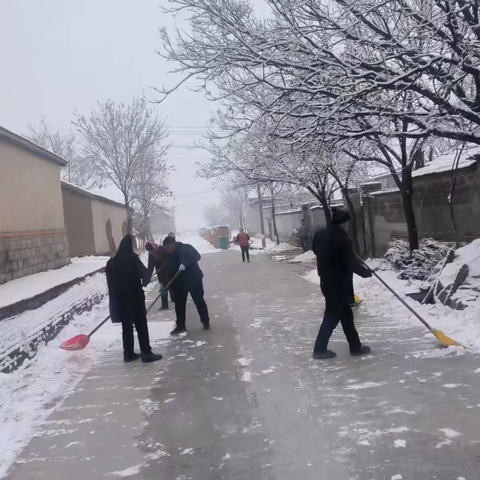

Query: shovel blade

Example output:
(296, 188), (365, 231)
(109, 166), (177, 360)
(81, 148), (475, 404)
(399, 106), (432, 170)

(432, 329), (461, 347)
(59, 334), (90, 351)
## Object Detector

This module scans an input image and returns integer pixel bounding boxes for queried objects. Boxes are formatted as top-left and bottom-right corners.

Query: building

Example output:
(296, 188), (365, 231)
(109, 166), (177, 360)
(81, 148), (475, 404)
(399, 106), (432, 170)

(0, 126), (70, 284)
(61, 182), (127, 257)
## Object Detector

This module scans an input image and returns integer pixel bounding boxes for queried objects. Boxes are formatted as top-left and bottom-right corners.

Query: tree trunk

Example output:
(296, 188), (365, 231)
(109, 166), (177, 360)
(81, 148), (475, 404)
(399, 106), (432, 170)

(343, 189), (360, 255)
(319, 195), (331, 226)
(271, 190), (279, 245)
(400, 170), (419, 252)
(256, 183), (266, 247)
(126, 203), (133, 235)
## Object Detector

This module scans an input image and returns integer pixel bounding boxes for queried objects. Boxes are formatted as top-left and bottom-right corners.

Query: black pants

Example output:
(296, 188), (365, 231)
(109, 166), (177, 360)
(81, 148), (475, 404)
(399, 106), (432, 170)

(300, 236), (309, 253)
(121, 301), (152, 355)
(160, 285), (169, 308)
(241, 246), (250, 262)
(314, 286), (361, 353)
(174, 281), (210, 329)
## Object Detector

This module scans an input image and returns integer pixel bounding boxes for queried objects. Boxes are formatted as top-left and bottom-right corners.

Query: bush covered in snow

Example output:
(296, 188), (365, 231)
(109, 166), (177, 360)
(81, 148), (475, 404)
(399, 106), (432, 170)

(385, 238), (456, 281)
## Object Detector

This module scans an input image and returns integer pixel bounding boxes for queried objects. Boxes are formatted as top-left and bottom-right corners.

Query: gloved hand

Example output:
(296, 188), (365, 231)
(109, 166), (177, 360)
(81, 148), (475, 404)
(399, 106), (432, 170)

(364, 268), (373, 278)
(179, 264), (186, 272)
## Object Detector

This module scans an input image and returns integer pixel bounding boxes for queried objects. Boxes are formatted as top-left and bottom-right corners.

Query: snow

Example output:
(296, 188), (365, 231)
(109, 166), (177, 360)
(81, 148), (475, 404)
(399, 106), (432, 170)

(0, 256), (108, 309)
(412, 153), (478, 178)
(289, 251), (316, 263)
(176, 234), (220, 255)
(0, 281), (174, 478)
(249, 237), (297, 253)
(109, 464), (146, 477)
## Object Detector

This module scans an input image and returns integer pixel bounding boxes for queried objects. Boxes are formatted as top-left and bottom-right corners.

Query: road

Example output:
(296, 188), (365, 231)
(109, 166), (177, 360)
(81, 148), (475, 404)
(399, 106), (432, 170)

(5, 248), (480, 479)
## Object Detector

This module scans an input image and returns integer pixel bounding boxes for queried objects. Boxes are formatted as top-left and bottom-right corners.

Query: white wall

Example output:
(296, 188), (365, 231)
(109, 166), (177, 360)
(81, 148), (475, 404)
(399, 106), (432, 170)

(275, 210), (303, 242)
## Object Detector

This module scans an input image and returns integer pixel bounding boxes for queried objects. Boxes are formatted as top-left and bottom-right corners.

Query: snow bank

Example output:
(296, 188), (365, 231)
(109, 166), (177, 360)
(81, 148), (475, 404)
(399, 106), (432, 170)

(249, 237), (297, 253)
(303, 264), (480, 351)
(433, 239), (480, 308)
(0, 290), (173, 478)
(289, 251), (316, 263)
(0, 256), (109, 309)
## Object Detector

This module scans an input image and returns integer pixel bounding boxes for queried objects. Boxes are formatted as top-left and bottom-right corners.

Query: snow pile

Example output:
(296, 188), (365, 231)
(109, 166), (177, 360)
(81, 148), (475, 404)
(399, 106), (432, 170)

(429, 239), (480, 309)
(0, 291), (173, 478)
(0, 256), (109, 309)
(289, 250), (316, 263)
(385, 238), (455, 281)
(249, 236), (297, 253)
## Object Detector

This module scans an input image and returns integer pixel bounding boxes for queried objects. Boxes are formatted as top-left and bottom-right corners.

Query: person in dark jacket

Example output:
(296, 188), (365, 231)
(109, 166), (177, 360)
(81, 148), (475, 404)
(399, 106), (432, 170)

(311, 208), (372, 359)
(299, 219), (309, 253)
(163, 236), (210, 335)
(106, 234), (163, 363)
(146, 241), (169, 310)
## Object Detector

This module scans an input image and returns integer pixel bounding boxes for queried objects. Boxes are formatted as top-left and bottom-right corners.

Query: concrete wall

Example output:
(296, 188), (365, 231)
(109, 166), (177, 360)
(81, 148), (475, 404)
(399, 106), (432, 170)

(275, 210), (303, 242)
(0, 140), (65, 232)
(91, 199), (127, 255)
(61, 187), (96, 257)
(363, 162), (480, 257)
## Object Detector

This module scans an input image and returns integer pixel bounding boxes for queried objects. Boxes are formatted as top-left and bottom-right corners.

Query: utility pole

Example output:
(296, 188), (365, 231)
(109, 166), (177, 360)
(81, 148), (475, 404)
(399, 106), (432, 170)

(257, 183), (266, 248)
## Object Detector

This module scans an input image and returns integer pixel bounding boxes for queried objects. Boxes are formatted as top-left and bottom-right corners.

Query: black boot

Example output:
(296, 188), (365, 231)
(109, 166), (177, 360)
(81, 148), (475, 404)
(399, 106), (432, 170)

(350, 345), (371, 356)
(313, 349), (337, 359)
(202, 321), (210, 330)
(170, 326), (187, 336)
(141, 352), (163, 363)
(124, 352), (141, 363)
(159, 305), (169, 311)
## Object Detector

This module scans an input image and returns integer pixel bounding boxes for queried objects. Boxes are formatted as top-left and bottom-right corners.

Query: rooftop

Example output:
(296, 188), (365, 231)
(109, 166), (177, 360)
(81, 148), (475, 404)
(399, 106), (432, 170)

(61, 181), (126, 209)
(0, 126), (67, 167)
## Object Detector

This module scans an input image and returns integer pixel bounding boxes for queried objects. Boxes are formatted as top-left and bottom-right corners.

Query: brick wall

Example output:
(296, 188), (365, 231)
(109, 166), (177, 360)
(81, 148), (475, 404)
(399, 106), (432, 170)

(0, 229), (70, 284)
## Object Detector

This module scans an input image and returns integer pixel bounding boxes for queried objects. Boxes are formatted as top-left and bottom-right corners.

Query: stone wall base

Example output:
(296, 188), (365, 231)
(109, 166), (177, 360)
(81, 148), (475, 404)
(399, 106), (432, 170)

(0, 229), (70, 284)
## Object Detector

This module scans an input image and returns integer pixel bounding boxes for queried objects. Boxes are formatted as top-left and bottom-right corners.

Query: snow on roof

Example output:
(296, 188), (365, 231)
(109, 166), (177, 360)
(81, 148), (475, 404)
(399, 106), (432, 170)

(61, 181), (126, 208)
(412, 153), (479, 178)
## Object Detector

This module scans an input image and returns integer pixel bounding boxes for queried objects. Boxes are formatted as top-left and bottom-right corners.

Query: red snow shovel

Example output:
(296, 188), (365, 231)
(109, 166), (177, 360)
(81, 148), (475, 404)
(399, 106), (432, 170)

(60, 272), (180, 351)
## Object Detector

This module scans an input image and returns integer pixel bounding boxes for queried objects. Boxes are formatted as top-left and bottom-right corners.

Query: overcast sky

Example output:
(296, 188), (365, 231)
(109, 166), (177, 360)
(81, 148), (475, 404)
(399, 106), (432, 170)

(0, 0), (223, 231)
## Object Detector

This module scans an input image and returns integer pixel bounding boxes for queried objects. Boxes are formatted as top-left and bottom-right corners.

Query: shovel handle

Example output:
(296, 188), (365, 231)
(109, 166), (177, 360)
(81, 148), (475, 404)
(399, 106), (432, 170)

(87, 272), (181, 338)
(356, 256), (433, 332)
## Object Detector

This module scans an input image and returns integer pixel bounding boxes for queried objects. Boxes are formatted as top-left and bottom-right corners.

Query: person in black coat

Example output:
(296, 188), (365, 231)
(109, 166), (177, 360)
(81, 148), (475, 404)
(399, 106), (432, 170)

(106, 234), (163, 363)
(162, 236), (210, 335)
(311, 208), (372, 359)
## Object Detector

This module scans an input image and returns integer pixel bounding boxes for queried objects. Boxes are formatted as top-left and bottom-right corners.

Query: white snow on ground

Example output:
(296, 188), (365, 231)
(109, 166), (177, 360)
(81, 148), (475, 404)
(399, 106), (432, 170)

(177, 234), (219, 255)
(303, 264), (480, 351)
(247, 237), (297, 254)
(0, 256), (109, 309)
(0, 286), (173, 478)
(289, 251), (316, 263)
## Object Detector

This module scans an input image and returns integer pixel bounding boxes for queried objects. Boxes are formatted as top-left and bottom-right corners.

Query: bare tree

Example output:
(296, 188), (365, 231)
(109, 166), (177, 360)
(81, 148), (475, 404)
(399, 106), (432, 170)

(73, 96), (169, 233)
(26, 117), (95, 188)
(203, 204), (228, 226)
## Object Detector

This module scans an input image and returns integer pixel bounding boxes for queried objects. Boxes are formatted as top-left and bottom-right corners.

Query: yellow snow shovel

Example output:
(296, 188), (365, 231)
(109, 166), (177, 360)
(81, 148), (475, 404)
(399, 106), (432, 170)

(357, 257), (461, 347)
(354, 294), (362, 305)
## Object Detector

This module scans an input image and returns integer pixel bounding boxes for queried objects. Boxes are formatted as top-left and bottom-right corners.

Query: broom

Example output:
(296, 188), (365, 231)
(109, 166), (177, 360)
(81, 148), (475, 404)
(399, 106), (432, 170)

(357, 257), (460, 347)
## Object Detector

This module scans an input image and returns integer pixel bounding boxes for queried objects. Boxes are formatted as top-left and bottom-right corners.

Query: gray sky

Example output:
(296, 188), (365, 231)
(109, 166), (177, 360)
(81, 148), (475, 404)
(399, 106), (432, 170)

(0, 0), (220, 231)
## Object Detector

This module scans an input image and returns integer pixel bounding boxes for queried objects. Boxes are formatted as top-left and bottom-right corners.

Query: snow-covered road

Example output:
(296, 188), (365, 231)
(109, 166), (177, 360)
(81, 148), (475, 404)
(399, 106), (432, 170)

(4, 246), (480, 479)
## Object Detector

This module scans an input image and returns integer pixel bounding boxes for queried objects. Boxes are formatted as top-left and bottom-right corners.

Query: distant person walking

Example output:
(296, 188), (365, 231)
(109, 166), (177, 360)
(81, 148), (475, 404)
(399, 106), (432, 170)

(163, 236), (210, 335)
(299, 219), (309, 253)
(106, 234), (163, 363)
(145, 241), (169, 310)
(311, 208), (372, 359)
(236, 228), (251, 263)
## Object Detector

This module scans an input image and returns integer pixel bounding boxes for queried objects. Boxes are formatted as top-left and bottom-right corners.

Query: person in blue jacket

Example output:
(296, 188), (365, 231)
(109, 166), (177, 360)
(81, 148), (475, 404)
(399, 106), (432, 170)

(162, 236), (210, 335)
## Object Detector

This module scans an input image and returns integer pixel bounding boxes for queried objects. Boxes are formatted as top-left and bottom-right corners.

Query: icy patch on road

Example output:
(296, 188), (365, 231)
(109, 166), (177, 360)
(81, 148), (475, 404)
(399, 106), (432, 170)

(394, 439), (407, 448)
(345, 381), (385, 390)
(109, 464), (145, 477)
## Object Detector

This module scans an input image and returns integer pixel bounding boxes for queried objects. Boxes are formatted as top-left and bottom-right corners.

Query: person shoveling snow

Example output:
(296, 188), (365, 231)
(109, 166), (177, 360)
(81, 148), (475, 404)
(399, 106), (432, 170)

(311, 208), (373, 359)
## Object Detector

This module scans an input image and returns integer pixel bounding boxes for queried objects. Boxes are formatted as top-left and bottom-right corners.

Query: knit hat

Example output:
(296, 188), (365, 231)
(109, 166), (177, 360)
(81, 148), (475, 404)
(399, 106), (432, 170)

(331, 207), (352, 225)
